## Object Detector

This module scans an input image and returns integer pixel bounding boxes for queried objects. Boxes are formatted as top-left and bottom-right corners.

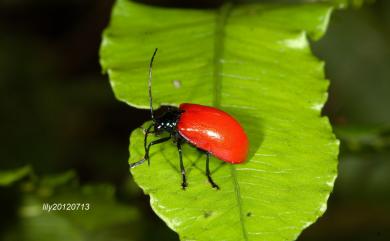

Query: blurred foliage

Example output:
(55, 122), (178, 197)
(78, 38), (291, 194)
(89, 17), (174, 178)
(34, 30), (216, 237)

(0, 0), (389, 241)
(0, 166), (32, 186)
(2, 172), (139, 241)
(298, 1), (390, 240)
(335, 125), (390, 151)
(0, 169), (179, 241)
(328, 0), (374, 8)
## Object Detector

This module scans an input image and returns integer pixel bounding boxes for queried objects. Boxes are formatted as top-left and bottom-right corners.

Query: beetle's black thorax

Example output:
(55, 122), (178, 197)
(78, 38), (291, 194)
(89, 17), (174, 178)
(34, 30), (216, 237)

(154, 106), (183, 134)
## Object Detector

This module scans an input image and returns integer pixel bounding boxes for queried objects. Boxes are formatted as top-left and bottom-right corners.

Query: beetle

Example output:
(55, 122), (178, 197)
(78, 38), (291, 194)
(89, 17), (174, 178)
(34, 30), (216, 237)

(130, 48), (249, 189)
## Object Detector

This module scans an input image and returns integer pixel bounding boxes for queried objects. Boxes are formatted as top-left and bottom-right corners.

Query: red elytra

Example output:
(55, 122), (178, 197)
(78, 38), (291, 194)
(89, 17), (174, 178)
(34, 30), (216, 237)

(129, 48), (250, 189)
(178, 103), (249, 164)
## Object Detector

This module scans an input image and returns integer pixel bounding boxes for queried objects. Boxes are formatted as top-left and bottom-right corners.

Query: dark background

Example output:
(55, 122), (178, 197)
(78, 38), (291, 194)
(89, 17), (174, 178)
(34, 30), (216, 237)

(0, 0), (389, 240)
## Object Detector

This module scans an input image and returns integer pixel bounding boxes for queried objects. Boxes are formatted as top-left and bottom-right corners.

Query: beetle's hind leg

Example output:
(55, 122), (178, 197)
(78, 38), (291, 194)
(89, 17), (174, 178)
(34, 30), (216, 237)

(206, 153), (220, 190)
(176, 141), (187, 189)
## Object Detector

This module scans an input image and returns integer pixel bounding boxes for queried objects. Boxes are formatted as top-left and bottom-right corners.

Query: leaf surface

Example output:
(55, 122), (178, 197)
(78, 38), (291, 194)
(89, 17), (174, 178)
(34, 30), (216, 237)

(100, 1), (339, 240)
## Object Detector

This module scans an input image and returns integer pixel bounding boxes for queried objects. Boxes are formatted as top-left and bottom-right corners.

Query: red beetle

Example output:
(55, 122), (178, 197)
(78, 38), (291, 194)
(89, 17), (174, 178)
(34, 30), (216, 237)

(130, 49), (249, 189)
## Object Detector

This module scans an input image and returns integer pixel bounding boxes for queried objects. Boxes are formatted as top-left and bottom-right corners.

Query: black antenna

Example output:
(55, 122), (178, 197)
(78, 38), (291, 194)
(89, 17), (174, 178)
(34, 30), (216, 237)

(149, 48), (158, 120)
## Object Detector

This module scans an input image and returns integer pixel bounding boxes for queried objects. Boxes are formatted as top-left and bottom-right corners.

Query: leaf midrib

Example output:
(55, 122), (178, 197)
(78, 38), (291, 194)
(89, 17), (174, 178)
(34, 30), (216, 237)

(213, 2), (231, 108)
(213, 2), (248, 241)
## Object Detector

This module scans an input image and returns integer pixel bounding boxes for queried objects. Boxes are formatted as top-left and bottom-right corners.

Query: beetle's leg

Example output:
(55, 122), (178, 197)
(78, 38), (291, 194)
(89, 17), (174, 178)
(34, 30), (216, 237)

(130, 135), (170, 168)
(131, 123), (154, 168)
(206, 153), (220, 189)
(177, 141), (187, 189)
(143, 123), (154, 155)
(130, 124), (154, 168)
(145, 136), (171, 166)
(129, 158), (146, 168)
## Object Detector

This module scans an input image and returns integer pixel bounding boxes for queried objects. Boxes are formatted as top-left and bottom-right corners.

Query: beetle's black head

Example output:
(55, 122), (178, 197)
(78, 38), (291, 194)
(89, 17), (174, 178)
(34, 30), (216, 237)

(153, 106), (183, 134)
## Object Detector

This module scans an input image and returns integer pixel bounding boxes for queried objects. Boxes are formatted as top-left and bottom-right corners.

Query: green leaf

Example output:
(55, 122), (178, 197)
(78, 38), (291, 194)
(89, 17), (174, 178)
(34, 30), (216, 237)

(0, 165), (32, 186)
(100, 1), (339, 241)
